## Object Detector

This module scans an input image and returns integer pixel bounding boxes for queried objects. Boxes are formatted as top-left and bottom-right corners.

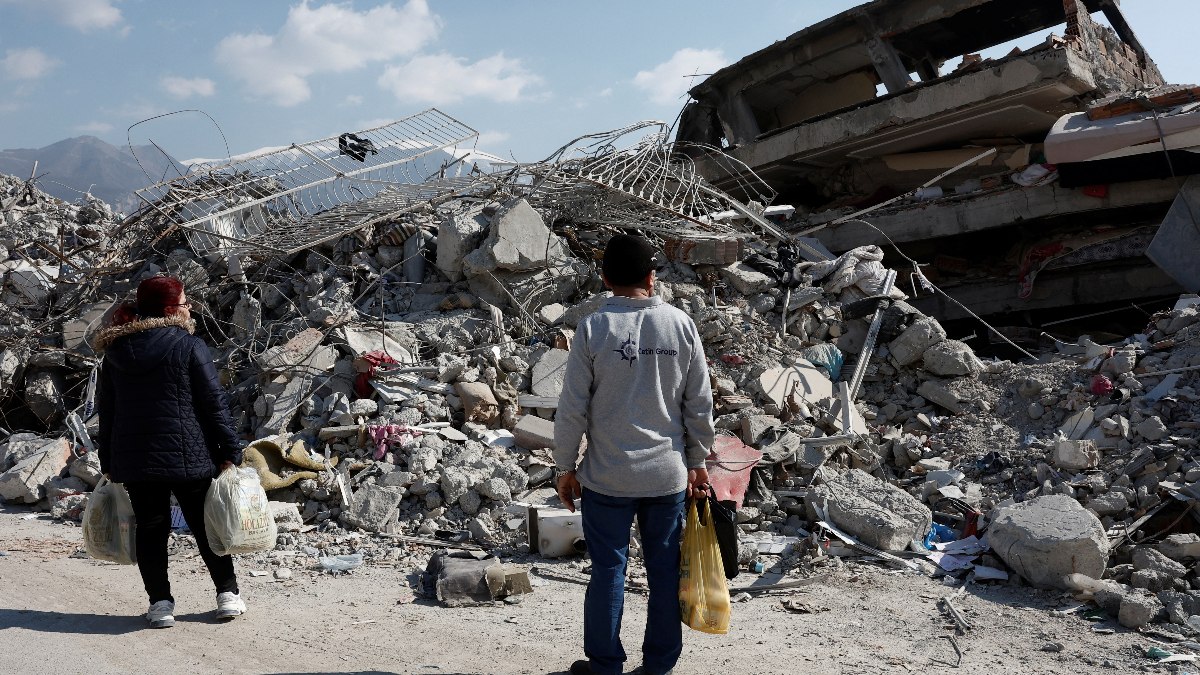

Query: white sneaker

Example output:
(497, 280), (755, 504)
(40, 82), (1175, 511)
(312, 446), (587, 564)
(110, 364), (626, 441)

(215, 591), (246, 620)
(147, 600), (175, 628)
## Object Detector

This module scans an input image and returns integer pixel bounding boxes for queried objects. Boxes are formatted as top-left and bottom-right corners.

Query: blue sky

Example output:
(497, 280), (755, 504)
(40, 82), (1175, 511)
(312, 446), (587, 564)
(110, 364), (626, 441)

(0, 0), (1195, 165)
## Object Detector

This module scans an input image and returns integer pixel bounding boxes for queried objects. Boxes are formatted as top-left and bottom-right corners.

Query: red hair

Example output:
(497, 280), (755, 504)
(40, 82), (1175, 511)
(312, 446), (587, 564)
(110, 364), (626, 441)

(111, 276), (186, 326)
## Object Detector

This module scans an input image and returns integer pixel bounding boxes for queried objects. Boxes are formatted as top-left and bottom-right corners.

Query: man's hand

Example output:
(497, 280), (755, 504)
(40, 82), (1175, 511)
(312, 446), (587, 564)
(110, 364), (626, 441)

(687, 467), (710, 500)
(556, 470), (581, 512)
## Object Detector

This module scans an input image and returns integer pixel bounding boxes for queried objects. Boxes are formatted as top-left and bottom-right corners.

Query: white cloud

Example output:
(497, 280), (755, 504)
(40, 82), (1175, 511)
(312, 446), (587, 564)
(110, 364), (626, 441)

(161, 75), (215, 99)
(75, 121), (114, 134)
(1, 48), (59, 80)
(215, 0), (441, 107)
(477, 130), (510, 147)
(0, 0), (124, 32)
(598, 87), (613, 97)
(633, 48), (727, 106)
(377, 52), (542, 105)
(342, 94), (363, 107)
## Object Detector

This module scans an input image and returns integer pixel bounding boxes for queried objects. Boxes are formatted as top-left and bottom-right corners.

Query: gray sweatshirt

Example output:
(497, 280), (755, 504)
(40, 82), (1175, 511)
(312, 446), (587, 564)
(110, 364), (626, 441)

(553, 295), (716, 498)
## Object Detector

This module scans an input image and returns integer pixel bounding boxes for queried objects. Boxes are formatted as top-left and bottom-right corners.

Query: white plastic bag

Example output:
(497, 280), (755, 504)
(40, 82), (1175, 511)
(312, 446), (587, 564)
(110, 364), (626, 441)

(204, 467), (277, 556)
(82, 477), (138, 565)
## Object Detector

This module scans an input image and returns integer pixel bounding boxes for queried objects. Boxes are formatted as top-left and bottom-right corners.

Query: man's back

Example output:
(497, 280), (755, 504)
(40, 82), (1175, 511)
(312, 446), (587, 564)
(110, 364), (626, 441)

(554, 295), (714, 498)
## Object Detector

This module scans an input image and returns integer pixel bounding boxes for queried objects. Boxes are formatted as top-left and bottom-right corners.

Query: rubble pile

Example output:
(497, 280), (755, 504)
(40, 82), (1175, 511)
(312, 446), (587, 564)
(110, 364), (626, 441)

(1, 125), (1199, 630)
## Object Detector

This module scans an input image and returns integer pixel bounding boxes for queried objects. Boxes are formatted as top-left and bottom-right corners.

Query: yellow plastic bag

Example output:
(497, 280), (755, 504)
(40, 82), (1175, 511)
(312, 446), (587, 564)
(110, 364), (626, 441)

(679, 498), (731, 634)
(82, 477), (138, 565)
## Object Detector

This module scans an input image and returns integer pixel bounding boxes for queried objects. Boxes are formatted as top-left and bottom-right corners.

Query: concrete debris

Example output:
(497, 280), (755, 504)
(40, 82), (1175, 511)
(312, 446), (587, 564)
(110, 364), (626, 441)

(3, 58), (1200, 636)
(989, 495), (1109, 590)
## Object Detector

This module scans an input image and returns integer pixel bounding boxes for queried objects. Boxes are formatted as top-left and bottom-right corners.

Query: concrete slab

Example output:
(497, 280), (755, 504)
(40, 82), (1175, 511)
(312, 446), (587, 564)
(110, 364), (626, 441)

(989, 494), (1109, 590)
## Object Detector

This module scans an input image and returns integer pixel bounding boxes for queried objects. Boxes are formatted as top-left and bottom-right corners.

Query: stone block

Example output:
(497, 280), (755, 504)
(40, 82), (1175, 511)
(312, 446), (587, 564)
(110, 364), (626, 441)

(916, 380), (963, 414)
(989, 495), (1109, 590)
(1133, 547), (1188, 577)
(256, 374), (314, 438)
(1118, 593), (1164, 628)
(920, 339), (982, 377)
(455, 381), (499, 425)
(0, 446), (71, 504)
(512, 415), (554, 450)
(437, 204), (489, 282)
(68, 450), (103, 487)
(1050, 439), (1099, 472)
(888, 316), (946, 366)
(269, 501), (304, 533)
(24, 369), (67, 426)
(343, 484), (404, 533)
(531, 348), (570, 399)
(806, 469), (931, 551)
(465, 259), (586, 310)
(1087, 491), (1129, 517)
(758, 364), (833, 410)
(463, 198), (568, 274)
(719, 262), (774, 295)
(1137, 416), (1168, 441)
(256, 328), (338, 374)
(741, 415), (781, 446)
(1157, 534), (1200, 561)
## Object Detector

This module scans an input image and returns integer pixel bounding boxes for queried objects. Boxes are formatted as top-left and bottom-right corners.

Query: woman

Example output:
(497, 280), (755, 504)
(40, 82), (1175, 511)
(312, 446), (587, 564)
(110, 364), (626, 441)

(94, 275), (246, 628)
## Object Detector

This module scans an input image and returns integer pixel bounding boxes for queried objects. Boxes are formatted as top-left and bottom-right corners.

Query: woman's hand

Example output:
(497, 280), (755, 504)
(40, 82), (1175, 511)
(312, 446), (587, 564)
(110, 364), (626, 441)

(218, 461), (235, 473)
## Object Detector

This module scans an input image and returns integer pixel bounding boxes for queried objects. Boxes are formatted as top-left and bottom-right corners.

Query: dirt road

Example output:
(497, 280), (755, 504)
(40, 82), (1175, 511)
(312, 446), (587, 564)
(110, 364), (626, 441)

(0, 507), (1156, 674)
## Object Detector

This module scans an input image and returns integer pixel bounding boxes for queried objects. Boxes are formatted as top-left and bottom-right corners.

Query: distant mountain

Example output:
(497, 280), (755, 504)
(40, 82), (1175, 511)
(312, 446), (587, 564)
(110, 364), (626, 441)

(0, 136), (188, 214)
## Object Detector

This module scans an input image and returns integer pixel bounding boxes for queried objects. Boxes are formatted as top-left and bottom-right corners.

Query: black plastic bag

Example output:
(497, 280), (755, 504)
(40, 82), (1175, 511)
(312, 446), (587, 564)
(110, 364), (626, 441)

(704, 490), (740, 580)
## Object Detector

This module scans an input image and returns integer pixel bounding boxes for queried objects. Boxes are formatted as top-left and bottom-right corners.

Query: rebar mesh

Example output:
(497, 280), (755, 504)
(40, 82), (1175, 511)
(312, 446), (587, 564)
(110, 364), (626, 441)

(134, 108), (480, 257)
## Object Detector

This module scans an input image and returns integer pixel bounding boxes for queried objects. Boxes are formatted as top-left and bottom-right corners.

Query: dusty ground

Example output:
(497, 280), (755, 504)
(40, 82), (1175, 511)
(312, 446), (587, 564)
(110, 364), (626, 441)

(0, 506), (1166, 675)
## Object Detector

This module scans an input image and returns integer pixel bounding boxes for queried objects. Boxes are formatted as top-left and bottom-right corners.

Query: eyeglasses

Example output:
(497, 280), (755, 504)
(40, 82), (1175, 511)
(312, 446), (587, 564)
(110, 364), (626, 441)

(165, 301), (192, 309)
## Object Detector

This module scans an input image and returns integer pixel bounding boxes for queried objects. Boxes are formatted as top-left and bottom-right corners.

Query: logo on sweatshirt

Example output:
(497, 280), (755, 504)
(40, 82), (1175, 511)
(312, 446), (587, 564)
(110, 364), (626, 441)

(614, 333), (638, 366)
(612, 332), (679, 367)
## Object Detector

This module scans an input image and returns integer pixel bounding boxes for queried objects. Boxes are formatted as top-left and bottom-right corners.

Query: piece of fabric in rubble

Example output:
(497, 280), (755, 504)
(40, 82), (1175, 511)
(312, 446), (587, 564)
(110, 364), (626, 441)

(368, 424), (424, 461)
(803, 245), (901, 297)
(354, 350), (400, 398)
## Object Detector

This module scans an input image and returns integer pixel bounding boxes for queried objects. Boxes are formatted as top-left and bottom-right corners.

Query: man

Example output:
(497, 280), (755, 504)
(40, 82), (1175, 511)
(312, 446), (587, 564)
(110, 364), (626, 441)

(554, 233), (716, 675)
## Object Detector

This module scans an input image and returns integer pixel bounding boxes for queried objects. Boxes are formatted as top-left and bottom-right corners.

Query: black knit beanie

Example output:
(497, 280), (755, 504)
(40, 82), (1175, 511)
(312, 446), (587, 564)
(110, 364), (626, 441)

(602, 234), (659, 286)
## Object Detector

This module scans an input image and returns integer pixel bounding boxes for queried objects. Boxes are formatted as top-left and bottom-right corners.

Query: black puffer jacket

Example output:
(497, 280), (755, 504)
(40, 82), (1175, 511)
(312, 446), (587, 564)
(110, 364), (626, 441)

(95, 315), (244, 482)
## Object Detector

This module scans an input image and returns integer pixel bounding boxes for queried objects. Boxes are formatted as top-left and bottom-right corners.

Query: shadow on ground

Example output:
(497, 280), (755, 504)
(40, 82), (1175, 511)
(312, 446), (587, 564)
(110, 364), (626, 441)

(0, 608), (143, 635)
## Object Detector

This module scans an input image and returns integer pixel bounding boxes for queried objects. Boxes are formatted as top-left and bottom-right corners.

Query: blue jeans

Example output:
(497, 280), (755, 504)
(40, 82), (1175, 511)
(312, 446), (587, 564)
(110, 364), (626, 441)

(581, 487), (685, 675)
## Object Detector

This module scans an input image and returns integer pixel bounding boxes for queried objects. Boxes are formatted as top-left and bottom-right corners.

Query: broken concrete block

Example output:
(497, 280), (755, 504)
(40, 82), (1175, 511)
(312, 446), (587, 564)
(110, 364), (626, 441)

(806, 469), (931, 551)
(463, 198), (568, 273)
(758, 364), (833, 410)
(916, 380), (963, 414)
(512, 415), (554, 450)
(269, 501), (304, 533)
(61, 301), (112, 351)
(1118, 593), (1164, 629)
(741, 415), (781, 446)
(537, 303), (566, 325)
(256, 374), (314, 438)
(920, 339), (981, 377)
(1157, 534), (1200, 561)
(530, 348), (569, 399)
(3, 435), (64, 471)
(1133, 547), (1188, 577)
(257, 328), (338, 374)
(437, 204), (489, 282)
(68, 451), (103, 487)
(455, 381), (499, 425)
(989, 495), (1109, 590)
(0, 445), (71, 504)
(1059, 407), (1095, 441)
(889, 316), (946, 366)
(343, 484), (404, 533)
(1050, 439), (1099, 472)
(1087, 491), (1129, 517)
(1136, 416), (1168, 441)
(719, 262), (774, 295)
(466, 259), (586, 310)
(24, 369), (67, 426)
(0, 347), (25, 398)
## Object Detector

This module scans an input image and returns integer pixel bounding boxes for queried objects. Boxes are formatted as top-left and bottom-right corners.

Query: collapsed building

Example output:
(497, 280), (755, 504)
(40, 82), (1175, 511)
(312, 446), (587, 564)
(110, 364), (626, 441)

(2, 0), (1200, 636)
(677, 0), (1198, 340)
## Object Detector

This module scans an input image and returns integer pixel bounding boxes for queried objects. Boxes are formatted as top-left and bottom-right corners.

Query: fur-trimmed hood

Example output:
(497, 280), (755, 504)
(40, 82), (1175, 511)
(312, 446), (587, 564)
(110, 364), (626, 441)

(93, 315), (195, 351)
